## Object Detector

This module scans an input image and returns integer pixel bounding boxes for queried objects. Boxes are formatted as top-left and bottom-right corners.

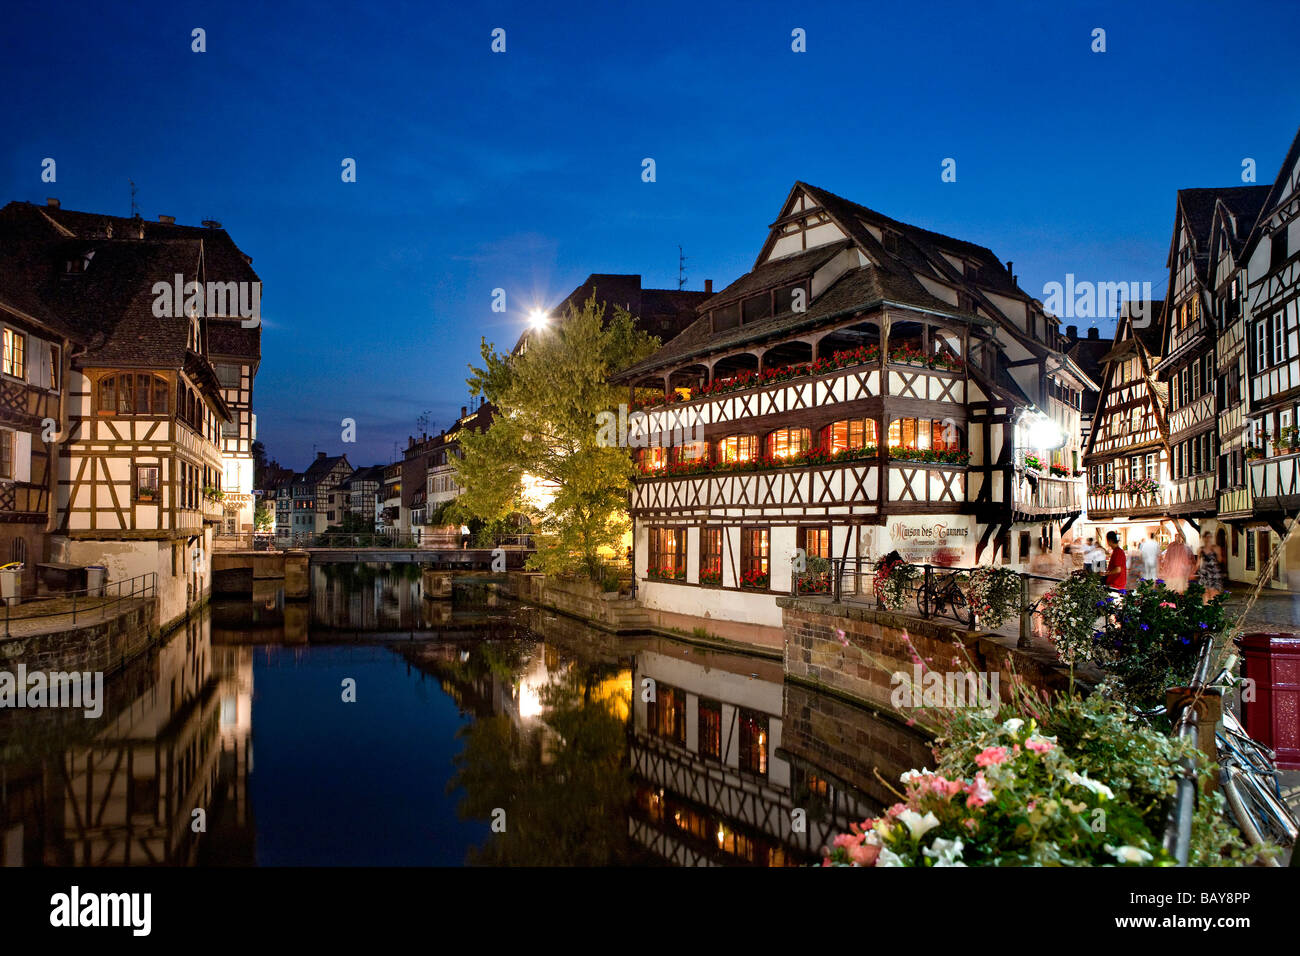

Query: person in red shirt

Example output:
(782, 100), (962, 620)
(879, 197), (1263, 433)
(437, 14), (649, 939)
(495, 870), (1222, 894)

(1104, 531), (1127, 590)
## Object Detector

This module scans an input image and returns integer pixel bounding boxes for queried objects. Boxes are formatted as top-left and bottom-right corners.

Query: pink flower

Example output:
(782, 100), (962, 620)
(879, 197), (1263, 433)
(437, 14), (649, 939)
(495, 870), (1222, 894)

(833, 832), (863, 848)
(849, 842), (881, 866)
(975, 746), (1008, 767)
(1025, 736), (1055, 754)
(965, 771), (994, 807)
(1159, 601), (1176, 609)
(886, 803), (907, 818)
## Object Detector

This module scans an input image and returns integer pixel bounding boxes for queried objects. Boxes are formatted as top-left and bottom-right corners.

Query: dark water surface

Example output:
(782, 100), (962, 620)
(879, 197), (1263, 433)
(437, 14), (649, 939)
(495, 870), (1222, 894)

(0, 564), (911, 866)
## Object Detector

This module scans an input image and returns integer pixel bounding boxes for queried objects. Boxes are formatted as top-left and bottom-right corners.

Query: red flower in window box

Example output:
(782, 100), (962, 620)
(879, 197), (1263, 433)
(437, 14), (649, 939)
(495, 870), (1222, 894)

(740, 569), (770, 590)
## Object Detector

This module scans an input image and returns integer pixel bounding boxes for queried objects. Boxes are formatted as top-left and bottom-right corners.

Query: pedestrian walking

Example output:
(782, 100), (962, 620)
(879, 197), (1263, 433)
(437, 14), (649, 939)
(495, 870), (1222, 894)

(1195, 539), (1225, 603)
(1104, 531), (1127, 591)
(1161, 533), (1193, 593)
(1139, 531), (1161, 582)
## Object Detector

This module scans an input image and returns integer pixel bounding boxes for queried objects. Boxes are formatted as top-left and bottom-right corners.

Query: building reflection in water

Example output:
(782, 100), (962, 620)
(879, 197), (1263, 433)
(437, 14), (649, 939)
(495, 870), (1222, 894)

(2, 567), (927, 866)
(0, 611), (255, 865)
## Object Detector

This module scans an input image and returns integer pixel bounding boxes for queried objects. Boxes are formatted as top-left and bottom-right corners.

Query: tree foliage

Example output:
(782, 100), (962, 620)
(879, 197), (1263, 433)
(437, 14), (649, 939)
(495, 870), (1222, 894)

(452, 294), (659, 578)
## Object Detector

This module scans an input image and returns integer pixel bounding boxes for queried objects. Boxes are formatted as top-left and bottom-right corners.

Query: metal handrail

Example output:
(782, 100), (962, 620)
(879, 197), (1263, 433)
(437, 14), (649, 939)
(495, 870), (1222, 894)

(294, 532), (536, 550)
(2, 571), (158, 637)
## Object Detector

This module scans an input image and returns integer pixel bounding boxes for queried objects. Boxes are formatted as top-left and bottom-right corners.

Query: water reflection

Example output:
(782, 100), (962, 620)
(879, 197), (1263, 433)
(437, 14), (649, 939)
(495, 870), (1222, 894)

(1, 565), (926, 866)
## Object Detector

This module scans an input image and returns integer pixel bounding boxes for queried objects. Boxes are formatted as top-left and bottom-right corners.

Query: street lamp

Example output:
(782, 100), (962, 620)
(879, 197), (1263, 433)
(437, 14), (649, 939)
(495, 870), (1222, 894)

(528, 308), (548, 329)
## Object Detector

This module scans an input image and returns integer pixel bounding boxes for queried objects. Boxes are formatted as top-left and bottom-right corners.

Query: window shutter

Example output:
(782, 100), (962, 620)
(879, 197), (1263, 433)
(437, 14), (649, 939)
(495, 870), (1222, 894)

(15, 431), (31, 482)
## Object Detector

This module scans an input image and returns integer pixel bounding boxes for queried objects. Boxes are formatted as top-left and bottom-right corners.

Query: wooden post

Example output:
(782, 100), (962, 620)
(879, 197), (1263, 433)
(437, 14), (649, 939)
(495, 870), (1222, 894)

(1166, 686), (1223, 793)
(1017, 574), (1031, 648)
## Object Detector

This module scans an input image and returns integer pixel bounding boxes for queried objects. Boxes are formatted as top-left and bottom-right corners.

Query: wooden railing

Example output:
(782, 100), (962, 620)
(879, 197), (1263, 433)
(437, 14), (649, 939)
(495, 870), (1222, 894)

(1249, 452), (1300, 511)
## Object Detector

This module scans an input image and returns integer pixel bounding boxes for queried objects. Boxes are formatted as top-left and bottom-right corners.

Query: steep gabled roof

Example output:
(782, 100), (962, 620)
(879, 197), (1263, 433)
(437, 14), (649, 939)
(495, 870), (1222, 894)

(1243, 123), (1300, 258)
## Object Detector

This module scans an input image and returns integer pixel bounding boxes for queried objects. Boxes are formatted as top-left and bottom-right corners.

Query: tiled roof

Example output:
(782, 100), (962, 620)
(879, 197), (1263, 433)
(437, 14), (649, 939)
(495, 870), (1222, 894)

(617, 181), (1044, 380)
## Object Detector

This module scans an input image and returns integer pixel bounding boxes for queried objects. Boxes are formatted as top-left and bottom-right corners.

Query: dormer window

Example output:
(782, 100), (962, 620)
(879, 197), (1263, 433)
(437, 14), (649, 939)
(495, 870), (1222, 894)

(882, 230), (900, 254)
(63, 250), (94, 275)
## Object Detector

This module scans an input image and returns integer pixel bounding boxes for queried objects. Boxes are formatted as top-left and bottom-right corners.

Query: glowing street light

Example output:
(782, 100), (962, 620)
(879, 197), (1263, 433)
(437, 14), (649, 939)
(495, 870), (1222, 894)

(528, 308), (549, 329)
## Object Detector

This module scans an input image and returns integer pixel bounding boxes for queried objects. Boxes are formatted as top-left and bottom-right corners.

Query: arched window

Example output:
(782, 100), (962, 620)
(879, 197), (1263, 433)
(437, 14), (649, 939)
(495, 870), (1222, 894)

(821, 418), (878, 454)
(716, 435), (757, 464)
(97, 373), (170, 415)
(766, 427), (811, 459)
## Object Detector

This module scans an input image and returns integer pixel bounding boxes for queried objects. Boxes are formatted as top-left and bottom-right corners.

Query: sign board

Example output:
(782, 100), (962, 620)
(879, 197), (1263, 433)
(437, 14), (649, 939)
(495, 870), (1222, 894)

(885, 515), (974, 566)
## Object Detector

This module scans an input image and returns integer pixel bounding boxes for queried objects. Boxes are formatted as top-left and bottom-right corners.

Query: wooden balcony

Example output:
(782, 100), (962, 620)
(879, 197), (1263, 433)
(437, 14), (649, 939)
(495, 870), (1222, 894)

(1011, 472), (1082, 519)
(1249, 452), (1300, 517)
(1218, 485), (1253, 520)
(1086, 489), (1167, 521)
(1167, 473), (1216, 516)
(631, 460), (880, 517)
(635, 361), (966, 437)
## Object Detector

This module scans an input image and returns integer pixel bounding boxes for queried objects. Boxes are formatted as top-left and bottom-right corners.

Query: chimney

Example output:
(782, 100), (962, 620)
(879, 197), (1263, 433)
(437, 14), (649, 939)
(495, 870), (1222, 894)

(316, 451), (327, 460)
(1066, 324), (1078, 341)
(201, 219), (222, 229)
(1006, 260), (1013, 275)
(461, 406), (467, 418)
(158, 214), (175, 224)
(704, 279), (713, 294)
(46, 197), (60, 209)
(1087, 327), (1100, 340)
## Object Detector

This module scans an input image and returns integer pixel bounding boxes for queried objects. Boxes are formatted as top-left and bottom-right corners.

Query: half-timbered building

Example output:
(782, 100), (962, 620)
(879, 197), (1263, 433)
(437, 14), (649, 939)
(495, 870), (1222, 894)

(1240, 125), (1300, 587)
(615, 182), (1096, 627)
(1205, 185), (1272, 580)
(1081, 301), (1170, 549)
(1156, 188), (1270, 541)
(0, 199), (253, 625)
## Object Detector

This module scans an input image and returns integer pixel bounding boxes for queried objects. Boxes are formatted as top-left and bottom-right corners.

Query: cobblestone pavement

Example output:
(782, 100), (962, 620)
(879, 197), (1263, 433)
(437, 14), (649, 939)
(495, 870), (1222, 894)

(1222, 585), (1300, 633)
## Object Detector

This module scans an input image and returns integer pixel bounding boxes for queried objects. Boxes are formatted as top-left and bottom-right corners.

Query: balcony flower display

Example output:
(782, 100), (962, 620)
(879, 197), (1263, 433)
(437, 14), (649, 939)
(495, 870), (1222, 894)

(888, 343), (929, 366)
(965, 566), (1021, 629)
(1279, 427), (1299, 453)
(1119, 476), (1160, 500)
(646, 564), (686, 581)
(1023, 455), (1042, 472)
(1244, 446), (1264, 461)
(638, 345), (884, 408)
(1048, 463), (1069, 477)
(740, 568), (770, 590)
(642, 443), (880, 479)
(888, 446), (970, 465)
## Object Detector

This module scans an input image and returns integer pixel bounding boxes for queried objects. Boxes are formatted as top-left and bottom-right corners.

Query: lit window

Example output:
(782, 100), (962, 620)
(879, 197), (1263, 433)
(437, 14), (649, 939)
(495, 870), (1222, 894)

(717, 435), (756, 464)
(766, 427), (811, 459)
(3, 329), (25, 379)
(821, 418), (877, 453)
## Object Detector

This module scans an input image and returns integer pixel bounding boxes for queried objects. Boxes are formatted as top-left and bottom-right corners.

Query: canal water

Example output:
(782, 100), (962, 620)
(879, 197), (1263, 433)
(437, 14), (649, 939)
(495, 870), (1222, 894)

(0, 564), (922, 867)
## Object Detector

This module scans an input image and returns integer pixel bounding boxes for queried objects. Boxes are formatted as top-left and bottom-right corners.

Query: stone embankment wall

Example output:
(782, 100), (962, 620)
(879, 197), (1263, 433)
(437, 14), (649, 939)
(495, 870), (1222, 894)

(498, 572), (649, 632)
(780, 596), (1074, 713)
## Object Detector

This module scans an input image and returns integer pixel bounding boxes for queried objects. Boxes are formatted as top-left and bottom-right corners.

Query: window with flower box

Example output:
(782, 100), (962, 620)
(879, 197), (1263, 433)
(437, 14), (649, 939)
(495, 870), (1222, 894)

(820, 418), (877, 454)
(765, 427), (811, 459)
(671, 441), (709, 466)
(647, 527), (685, 580)
(799, 526), (830, 559)
(637, 446), (668, 474)
(740, 527), (769, 588)
(135, 464), (161, 503)
(717, 434), (757, 464)
(700, 527), (722, 585)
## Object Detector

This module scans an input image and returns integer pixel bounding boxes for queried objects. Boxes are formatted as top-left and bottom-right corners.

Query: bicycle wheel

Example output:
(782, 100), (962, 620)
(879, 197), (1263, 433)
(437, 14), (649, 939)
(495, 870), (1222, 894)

(916, 586), (928, 618)
(1236, 768), (1299, 845)
(1224, 765), (1295, 853)
(948, 586), (972, 625)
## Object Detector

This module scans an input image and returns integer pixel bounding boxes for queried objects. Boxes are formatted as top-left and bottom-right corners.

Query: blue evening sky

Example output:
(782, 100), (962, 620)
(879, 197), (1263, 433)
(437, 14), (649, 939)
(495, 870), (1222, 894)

(4, 0), (1297, 468)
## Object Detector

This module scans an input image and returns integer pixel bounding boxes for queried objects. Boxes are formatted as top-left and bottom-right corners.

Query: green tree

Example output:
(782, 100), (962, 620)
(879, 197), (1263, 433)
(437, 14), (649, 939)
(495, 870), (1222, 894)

(453, 294), (659, 579)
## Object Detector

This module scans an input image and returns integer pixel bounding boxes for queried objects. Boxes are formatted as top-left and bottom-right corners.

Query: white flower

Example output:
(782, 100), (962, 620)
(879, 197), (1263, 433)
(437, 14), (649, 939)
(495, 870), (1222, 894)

(1002, 717), (1024, 733)
(875, 847), (906, 867)
(1106, 844), (1153, 864)
(1066, 771), (1115, 800)
(897, 809), (941, 840)
(923, 837), (967, 867)
(900, 769), (926, 784)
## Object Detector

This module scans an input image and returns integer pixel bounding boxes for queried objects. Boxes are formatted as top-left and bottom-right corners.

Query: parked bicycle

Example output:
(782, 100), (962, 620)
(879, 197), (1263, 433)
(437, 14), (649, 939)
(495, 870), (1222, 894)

(915, 568), (972, 625)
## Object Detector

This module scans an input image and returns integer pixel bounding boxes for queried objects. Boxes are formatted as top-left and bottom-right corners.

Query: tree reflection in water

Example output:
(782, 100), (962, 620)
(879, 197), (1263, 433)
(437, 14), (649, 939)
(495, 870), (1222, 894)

(450, 655), (646, 866)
